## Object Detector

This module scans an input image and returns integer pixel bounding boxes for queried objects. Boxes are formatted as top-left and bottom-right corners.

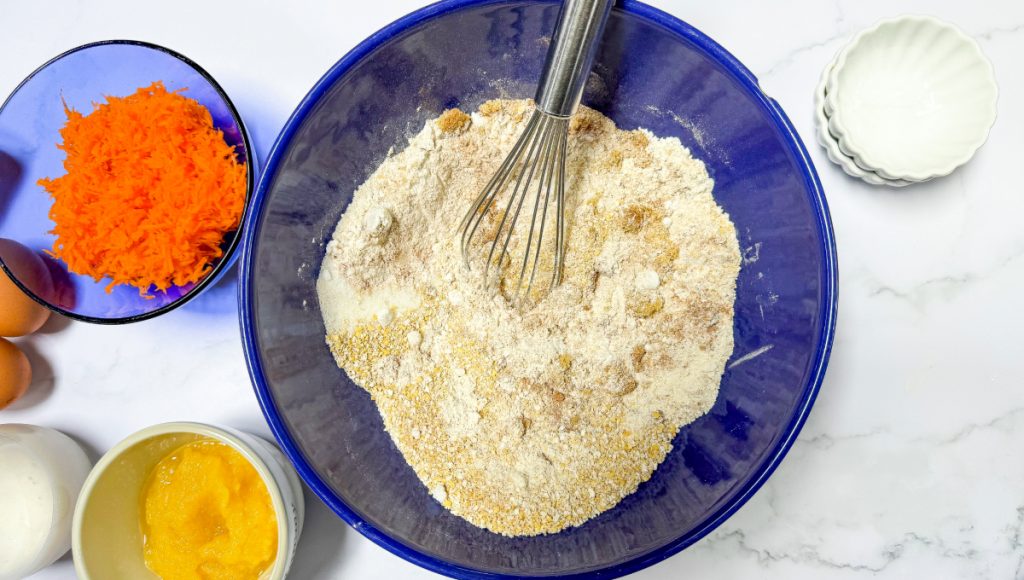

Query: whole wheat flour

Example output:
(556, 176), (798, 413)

(317, 99), (740, 536)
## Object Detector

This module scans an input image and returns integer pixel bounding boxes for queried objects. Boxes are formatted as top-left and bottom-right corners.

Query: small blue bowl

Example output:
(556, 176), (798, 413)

(240, 1), (837, 578)
(0, 40), (254, 324)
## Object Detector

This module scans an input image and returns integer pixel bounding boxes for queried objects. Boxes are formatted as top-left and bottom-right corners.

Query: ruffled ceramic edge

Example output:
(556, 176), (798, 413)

(814, 62), (912, 187)
(821, 37), (901, 178)
(824, 14), (998, 181)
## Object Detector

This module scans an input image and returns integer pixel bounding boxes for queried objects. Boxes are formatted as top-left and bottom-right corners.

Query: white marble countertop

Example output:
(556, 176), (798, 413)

(2, 0), (1022, 578)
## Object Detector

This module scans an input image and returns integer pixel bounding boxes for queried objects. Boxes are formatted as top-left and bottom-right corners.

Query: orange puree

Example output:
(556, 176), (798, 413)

(140, 439), (277, 580)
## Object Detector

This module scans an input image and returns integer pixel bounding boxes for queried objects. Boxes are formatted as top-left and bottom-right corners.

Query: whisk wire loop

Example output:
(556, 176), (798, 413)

(520, 116), (564, 302)
(457, 111), (542, 266)
(554, 128), (568, 286)
(456, 110), (571, 303)
(486, 112), (553, 287)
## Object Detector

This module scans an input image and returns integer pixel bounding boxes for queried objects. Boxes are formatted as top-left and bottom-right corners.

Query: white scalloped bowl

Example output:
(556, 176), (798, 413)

(815, 63), (912, 187)
(826, 15), (997, 181)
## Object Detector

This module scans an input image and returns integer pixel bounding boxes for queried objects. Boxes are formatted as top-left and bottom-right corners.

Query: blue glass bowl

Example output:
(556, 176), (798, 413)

(0, 40), (254, 324)
(240, 1), (837, 577)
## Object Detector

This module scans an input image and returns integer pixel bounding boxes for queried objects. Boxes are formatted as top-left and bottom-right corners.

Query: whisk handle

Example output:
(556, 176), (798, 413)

(534, 0), (614, 118)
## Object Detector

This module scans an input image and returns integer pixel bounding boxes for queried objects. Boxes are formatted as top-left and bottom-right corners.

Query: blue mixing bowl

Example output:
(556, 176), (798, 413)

(0, 40), (254, 323)
(240, 1), (837, 577)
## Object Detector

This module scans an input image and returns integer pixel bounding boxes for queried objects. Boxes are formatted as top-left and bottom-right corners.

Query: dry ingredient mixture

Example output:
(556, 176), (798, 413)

(317, 99), (740, 536)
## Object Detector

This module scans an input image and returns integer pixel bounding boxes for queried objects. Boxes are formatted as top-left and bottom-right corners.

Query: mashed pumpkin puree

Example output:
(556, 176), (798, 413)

(140, 438), (277, 579)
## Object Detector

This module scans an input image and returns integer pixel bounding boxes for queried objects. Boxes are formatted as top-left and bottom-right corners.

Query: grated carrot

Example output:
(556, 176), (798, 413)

(37, 81), (246, 296)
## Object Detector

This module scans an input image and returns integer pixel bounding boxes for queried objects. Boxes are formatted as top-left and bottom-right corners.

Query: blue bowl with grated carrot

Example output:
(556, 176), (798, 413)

(0, 40), (255, 324)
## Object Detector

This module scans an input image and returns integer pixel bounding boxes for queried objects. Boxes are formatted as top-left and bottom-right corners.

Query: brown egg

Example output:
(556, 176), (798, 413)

(0, 239), (52, 337)
(0, 338), (31, 409)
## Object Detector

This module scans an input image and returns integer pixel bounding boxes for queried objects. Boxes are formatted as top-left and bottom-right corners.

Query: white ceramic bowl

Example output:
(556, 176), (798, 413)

(72, 422), (305, 580)
(0, 424), (92, 580)
(814, 63), (913, 187)
(825, 15), (997, 181)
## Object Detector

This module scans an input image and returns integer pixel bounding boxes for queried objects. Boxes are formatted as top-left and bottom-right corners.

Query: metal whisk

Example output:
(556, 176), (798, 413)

(458, 0), (614, 303)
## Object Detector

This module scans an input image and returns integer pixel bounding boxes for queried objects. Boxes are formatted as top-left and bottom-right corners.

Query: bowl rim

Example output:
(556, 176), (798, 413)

(238, 0), (839, 578)
(0, 39), (255, 325)
(70, 421), (294, 580)
(823, 14), (999, 181)
(813, 62), (913, 187)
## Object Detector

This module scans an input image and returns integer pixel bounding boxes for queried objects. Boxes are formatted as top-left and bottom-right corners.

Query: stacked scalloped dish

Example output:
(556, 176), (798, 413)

(815, 15), (998, 187)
